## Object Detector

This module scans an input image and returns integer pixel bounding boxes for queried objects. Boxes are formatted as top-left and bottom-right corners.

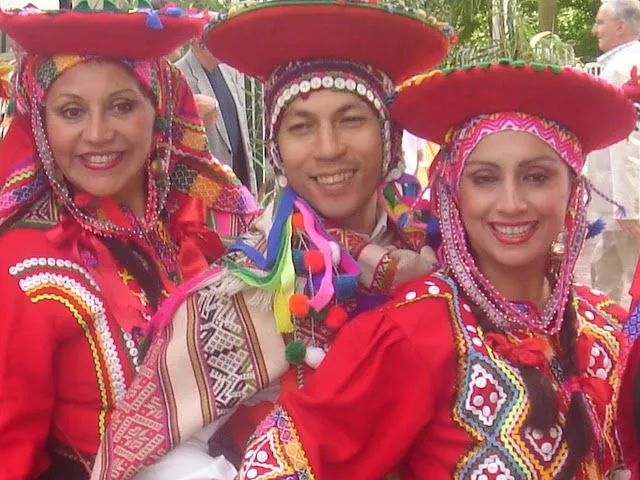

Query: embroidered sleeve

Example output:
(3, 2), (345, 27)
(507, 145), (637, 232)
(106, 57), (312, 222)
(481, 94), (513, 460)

(0, 264), (58, 477)
(237, 309), (436, 479)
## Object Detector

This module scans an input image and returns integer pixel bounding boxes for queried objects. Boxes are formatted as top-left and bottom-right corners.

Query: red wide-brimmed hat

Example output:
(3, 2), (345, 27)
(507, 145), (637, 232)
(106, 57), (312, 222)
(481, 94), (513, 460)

(202, 0), (456, 82)
(391, 61), (636, 153)
(0, 5), (206, 59)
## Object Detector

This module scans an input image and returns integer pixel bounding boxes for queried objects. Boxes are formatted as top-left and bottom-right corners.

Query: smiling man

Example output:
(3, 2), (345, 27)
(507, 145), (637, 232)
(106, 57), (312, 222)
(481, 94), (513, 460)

(587, 0), (640, 307)
(90, 1), (456, 479)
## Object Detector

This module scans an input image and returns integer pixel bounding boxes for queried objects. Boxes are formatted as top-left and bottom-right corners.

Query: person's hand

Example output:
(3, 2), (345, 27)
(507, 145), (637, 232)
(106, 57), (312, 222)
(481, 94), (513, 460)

(193, 94), (218, 126)
(617, 219), (640, 236)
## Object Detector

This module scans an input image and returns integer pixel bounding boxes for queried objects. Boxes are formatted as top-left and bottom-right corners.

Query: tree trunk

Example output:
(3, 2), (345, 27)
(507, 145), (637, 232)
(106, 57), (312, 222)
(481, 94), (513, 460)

(538, 0), (558, 32)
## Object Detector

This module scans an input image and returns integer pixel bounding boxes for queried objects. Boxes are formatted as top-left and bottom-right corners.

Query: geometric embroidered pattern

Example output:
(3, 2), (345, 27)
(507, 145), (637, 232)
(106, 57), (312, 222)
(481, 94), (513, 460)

(433, 274), (625, 479)
(465, 364), (508, 427)
(524, 425), (563, 462)
(239, 406), (316, 480)
(425, 273), (570, 479)
(197, 284), (259, 417)
(94, 331), (174, 479)
(469, 454), (515, 480)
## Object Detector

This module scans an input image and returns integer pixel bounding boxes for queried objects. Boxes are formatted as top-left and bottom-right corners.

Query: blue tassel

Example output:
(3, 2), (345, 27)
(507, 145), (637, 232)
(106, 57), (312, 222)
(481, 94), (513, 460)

(586, 218), (606, 240)
(145, 11), (163, 29)
(334, 275), (358, 300)
(403, 182), (419, 198)
(426, 216), (442, 250)
(292, 249), (305, 274)
(397, 212), (410, 229)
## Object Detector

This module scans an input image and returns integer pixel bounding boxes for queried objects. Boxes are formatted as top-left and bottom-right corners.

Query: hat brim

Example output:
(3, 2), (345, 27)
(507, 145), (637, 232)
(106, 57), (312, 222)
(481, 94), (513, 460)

(0, 10), (205, 59)
(203, 2), (451, 82)
(391, 63), (636, 153)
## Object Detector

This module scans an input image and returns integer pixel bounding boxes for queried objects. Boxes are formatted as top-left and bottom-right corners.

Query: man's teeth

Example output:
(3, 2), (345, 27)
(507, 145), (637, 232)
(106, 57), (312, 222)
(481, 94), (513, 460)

(316, 171), (354, 185)
(84, 154), (119, 164)
(493, 224), (534, 235)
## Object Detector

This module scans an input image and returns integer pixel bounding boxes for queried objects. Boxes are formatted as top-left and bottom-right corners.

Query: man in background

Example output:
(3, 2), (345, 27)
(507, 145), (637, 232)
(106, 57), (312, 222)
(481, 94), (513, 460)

(176, 40), (257, 194)
(587, 0), (640, 307)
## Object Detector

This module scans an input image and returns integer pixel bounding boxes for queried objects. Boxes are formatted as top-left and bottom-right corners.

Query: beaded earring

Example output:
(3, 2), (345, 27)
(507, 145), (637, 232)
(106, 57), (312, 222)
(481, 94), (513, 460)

(551, 231), (567, 257)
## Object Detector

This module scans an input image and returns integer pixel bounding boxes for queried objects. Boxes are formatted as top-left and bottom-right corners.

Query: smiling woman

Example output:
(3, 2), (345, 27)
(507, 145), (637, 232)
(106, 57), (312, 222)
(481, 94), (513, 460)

(45, 63), (156, 215)
(0, 6), (258, 480)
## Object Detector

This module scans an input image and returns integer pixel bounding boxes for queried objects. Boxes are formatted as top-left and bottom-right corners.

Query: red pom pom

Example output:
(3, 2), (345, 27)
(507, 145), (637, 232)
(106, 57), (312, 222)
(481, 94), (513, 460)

(325, 305), (348, 330)
(291, 213), (305, 232)
(303, 250), (324, 274)
(289, 293), (310, 318)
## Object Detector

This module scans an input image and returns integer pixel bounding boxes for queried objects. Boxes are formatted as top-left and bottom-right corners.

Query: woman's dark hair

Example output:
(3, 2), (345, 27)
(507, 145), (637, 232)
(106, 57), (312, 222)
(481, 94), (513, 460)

(100, 236), (163, 311)
(473, 291), (593, 479)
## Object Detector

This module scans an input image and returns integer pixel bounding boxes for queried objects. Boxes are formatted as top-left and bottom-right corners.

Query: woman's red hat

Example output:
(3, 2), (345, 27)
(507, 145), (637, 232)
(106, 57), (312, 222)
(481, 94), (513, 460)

(392, 61), (636, 153)
(0, 5), (206, 59)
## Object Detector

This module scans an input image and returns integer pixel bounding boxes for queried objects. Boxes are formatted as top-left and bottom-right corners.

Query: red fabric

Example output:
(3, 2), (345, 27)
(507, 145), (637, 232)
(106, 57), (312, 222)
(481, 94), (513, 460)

(203, 2), (451, 82)
(278, 294), (464, 479)
(0, 10), (205, 59)
(0, 225), (159, 478)
(623, 66), (640, 104)
(169, 197), (225, 279)
(391, 63), (636, 154)
(483, 332), (548, 367)
(620, 339), (640, 479)
(253, 280), (626, 479)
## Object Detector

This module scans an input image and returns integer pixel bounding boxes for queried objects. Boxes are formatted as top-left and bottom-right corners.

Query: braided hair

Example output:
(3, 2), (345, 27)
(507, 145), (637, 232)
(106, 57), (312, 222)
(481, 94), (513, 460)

(473, 291), (593, 478)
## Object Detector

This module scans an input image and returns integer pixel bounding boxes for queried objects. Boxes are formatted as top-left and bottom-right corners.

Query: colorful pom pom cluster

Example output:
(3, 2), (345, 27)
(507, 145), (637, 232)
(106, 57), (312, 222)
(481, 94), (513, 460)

(225, 187), (361, 368)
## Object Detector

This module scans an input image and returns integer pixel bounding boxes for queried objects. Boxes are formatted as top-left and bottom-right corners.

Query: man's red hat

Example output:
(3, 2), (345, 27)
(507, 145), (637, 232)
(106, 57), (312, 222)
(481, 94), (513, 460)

(202, 0), (456, 82)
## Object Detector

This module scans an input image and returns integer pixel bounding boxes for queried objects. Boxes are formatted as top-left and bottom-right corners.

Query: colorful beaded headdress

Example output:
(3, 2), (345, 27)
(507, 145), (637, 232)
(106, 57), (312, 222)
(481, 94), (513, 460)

(392, 61), (636, 335)
(0, 6), (257, 237)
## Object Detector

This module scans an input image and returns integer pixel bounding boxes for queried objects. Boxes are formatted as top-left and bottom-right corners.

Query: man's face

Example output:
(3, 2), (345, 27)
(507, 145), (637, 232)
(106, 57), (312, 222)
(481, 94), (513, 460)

(276, 89), (384, 234)
(592, 5), (625, 52)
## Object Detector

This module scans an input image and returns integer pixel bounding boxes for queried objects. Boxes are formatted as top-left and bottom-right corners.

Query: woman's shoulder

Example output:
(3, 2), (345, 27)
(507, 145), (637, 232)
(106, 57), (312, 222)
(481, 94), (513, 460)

(382, 270), (465, 317)
(572, 284), (627, 330)
(374, 270), (467, 348)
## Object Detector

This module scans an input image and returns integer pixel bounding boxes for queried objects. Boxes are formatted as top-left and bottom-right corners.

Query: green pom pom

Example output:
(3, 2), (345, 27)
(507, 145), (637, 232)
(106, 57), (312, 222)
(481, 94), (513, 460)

(498, 58), (512, 65)
(285, 340), (306, 365)
(154, 116), (168, 132)
(513, 60), (526, 68)
(549, 65), (562, 74)
(478, 62), (492, 70)
(6, 100), (15, 117)
(531, 62), (546, 72)
(137, 0), (152, 8)
(311, 308), (327, 322)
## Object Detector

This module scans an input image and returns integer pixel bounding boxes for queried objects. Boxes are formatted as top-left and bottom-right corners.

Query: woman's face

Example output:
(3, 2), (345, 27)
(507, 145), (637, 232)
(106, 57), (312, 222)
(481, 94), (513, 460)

(45, 61), (156, 209)
(458, 130), (573, 276)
